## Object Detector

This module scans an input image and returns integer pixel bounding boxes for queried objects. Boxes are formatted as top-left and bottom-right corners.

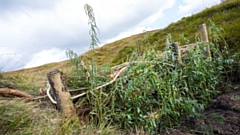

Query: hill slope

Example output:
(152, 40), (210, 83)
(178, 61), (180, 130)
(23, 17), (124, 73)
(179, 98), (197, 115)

(4, 0), (240, 77)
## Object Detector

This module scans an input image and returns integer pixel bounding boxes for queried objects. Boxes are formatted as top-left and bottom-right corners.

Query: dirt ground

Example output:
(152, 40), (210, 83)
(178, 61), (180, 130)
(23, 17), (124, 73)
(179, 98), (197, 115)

(163, 89), (240, 135)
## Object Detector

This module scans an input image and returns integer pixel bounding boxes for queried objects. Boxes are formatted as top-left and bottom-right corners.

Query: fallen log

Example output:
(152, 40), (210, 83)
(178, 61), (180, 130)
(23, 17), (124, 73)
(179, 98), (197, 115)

(0, 88), (33, 99)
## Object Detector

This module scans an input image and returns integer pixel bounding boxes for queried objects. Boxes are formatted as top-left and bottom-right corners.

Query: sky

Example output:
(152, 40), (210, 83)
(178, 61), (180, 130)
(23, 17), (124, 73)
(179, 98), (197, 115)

(0, 0), (221, 72)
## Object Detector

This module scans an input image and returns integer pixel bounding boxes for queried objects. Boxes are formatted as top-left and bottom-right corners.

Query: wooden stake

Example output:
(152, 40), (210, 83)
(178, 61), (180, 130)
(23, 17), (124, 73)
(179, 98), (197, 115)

(47, 70), (76, 117)
(165, 38), (170, 49)
(172, 42), (183, 65)
(199, 23), (211, 58)
(199, 24), (209, 42)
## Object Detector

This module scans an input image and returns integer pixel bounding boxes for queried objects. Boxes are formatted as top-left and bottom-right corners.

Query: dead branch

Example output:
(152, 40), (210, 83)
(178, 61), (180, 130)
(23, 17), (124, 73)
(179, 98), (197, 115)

(95, 67), (127, 90)
(0, 88), (33, 99)
(46, 82), (57, 104)
(29, 95), (48, 100)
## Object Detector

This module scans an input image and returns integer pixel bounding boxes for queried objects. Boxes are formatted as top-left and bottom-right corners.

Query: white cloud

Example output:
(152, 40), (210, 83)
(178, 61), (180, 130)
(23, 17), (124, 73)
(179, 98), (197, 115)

(1, 0), (221, 72)
(139, 0), (176, 27)
(99, 0), (175, 43)
(104, 27), (153, 44)
(0, 0), (176, 71)
(0, 48), (22, 71)
(178, 0), (220, 17)
(24, 48), (66, 68)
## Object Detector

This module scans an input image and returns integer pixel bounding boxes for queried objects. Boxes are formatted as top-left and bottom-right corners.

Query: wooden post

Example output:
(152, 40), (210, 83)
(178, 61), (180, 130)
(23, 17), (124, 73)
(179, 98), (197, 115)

(172, 42), (183, 65)
(199, 23), (211, 58)
(199, 24), (209, 42)
(47, 70), (76, 117)
(165, 38), (170, 49)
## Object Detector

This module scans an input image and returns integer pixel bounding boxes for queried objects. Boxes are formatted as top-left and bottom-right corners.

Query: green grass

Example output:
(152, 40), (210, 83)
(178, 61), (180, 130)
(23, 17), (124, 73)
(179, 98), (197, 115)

(0, 97), (122, 135)
(0, 98), (59, 135)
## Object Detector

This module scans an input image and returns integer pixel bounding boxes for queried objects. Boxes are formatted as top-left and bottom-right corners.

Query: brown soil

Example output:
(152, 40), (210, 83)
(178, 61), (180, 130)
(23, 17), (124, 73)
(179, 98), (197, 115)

(163, 89), (240, 135)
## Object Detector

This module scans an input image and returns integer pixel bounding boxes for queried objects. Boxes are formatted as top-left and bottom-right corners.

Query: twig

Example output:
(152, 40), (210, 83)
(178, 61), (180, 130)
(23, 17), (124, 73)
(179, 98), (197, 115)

(71, 93), (87, 100)
(111, 62), (129, 70)
(29, 95), (48, 100)
(68, 88), (88, 92)
(46, 82), (57, 104)
(95, 67), (127, 90)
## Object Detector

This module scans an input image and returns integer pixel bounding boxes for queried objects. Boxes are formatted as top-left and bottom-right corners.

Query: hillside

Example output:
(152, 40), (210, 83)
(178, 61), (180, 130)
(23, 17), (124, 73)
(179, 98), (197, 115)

(1, 1), (240, 134)
(4, 0), (240, 78)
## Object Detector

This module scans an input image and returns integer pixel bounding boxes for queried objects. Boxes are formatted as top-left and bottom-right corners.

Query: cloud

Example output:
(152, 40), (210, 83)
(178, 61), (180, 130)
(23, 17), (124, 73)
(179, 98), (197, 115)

(0, 47), (23, 71)
(0, 0), (59, 14)
(0, 0), (90, 71)
(0, 0), (177, 72)
(104, 27), (153, 44)
(178, 0), (220, 17)
(93, 0), (175, 41)
(24, 48), (66, 68)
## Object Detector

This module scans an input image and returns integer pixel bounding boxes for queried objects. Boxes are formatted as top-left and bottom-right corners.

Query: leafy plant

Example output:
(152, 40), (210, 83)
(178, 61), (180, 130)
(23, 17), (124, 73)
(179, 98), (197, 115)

(69, 20), (238, 134)
(63, 2), (240, 134)
(84, 3), (100, 50)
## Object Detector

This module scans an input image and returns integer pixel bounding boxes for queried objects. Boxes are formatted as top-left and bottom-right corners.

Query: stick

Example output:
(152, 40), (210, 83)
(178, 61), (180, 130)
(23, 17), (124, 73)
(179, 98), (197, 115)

(29, 95), (48, 100)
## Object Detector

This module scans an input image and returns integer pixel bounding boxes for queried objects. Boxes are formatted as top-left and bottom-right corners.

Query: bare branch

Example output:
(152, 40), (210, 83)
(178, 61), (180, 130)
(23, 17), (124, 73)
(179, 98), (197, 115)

(29, 95), (48, 100)
(46, 82), (57, 104)
(0, 88), (33, 99)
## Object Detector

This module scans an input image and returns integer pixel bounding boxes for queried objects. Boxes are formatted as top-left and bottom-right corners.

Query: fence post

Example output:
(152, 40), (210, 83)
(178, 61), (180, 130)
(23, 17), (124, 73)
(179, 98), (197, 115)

(47, 70), (76, 117)
(172, 42), (183, 65)
(199, 23), (211, 58)
(165, 38), (170, 49)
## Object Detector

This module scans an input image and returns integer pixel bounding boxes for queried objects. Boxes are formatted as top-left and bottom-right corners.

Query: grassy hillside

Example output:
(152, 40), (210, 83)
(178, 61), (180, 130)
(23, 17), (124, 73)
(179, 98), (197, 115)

(4, 0), (240, 77)
(86, 0), (240, 65)
(1, 1), (240, 134)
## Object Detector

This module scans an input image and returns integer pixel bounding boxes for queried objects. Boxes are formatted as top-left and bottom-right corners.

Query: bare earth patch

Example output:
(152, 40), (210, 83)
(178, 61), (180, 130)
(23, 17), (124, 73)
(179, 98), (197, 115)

(162, 89), (240, 135)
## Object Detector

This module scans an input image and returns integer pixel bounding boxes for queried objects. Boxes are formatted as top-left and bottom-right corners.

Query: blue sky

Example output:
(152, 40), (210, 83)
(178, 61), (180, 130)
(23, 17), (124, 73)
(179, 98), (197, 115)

(0, 0), (221, 72)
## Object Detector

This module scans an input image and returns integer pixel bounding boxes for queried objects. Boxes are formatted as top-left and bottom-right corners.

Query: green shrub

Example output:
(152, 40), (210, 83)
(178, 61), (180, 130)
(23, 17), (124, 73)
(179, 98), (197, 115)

(67, 20), (239, 134)
(112, 46), (134, 65)
(65, 3), (240, 133)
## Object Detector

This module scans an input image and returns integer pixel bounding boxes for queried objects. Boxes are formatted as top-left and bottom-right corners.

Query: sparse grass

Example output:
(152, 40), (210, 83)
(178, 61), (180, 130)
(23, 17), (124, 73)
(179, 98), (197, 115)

(0, 97), (122, 135)
(0, 98), (60, 135)
(0, 74), (45, 96)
